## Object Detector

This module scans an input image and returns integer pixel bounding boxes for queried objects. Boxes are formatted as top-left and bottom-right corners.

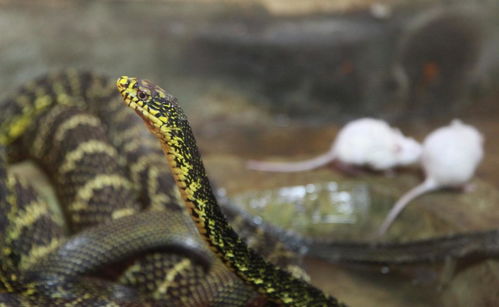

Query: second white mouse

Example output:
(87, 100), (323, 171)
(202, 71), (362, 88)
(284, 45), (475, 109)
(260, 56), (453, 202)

(377, 119), (484, 237)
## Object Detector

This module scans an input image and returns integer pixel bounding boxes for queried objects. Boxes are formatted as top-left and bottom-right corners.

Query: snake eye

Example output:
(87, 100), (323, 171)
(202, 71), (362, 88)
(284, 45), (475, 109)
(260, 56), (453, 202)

(137, 90), (147, 100)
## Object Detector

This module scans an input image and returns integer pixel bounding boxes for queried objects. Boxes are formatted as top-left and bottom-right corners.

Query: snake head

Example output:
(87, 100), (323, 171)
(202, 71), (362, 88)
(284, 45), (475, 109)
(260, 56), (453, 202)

(116, 76), (186, 133)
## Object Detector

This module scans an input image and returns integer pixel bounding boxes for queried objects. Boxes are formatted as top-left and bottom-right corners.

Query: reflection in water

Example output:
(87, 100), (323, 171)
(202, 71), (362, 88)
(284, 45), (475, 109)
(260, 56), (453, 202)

(232, 181), (370, 237)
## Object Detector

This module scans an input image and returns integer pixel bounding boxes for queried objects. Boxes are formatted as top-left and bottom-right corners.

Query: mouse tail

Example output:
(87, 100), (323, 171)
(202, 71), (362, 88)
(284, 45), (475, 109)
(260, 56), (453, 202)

(246, 151), (335, 172)
(377, 178), (438, 237)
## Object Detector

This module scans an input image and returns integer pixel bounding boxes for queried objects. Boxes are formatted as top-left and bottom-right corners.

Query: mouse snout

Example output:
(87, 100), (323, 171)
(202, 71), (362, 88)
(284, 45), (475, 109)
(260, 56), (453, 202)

(397, 138), (422, 165)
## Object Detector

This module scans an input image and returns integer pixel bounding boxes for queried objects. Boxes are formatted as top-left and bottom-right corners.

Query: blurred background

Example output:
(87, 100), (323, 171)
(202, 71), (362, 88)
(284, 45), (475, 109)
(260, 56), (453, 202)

(1, 0), (499, 306)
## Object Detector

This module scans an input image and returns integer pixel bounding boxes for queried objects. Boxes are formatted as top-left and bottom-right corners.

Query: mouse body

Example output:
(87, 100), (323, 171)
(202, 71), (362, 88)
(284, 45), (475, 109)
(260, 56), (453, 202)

(377, 119), (484, 236)
(247, 118), (422, 172)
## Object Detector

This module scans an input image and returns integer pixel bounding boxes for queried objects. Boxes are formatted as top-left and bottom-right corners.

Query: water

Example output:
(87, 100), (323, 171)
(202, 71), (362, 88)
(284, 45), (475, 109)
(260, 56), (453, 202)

(232, 181), (371, 237)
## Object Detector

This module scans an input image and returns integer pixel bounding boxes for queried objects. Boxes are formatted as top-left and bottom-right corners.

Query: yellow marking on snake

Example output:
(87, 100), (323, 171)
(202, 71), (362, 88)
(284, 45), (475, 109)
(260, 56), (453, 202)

(32, 105), (70, 155)
(112, 105), (134, 123)
(1, 117), (28, 145)
(69, 174), (131, 211)
(6, 200), (48, 241)
(53, 114), (101, 143)
(51, 82), (73, 105)
(67, 69), (82, 96)
(145, 164), (175, 210)
(4, 177), (20, 229)
(111, 208), (136, 220)
(130, 153), (166, 184)
(113, 125), (145, 145)
(122, 136), (159, 153)
(156, 258), (192, 295)
(19, 238), (61, 271)
(59, 140), (118, 174)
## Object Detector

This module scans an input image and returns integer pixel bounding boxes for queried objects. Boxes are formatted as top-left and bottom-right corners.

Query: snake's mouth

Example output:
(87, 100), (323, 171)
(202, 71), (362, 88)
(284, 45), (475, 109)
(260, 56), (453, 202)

(132, 107), (158, 132)
(123, 100), (159, 133)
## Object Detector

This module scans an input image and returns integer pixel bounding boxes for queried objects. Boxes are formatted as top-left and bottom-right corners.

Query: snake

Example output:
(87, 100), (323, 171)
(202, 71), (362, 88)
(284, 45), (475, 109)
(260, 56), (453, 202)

(0, 70), (306, 306)
(304, 231), (499, 265)
(116, 76), (347, 306)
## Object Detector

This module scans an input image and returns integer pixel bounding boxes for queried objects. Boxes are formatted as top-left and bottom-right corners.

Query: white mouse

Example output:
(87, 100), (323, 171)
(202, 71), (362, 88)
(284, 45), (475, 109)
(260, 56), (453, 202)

(247, 118), (422, 173)
(377, 119), (484, 237)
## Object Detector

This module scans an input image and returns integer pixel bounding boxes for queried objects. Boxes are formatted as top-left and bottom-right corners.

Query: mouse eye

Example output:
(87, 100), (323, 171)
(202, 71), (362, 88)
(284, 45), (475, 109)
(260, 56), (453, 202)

(137, 90), (147, 100)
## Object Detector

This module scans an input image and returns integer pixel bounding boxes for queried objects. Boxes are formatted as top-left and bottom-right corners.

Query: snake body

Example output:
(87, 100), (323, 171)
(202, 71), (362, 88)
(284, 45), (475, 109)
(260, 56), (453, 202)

(0, 70), (307, 305)
(307, 231), (499, 264)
